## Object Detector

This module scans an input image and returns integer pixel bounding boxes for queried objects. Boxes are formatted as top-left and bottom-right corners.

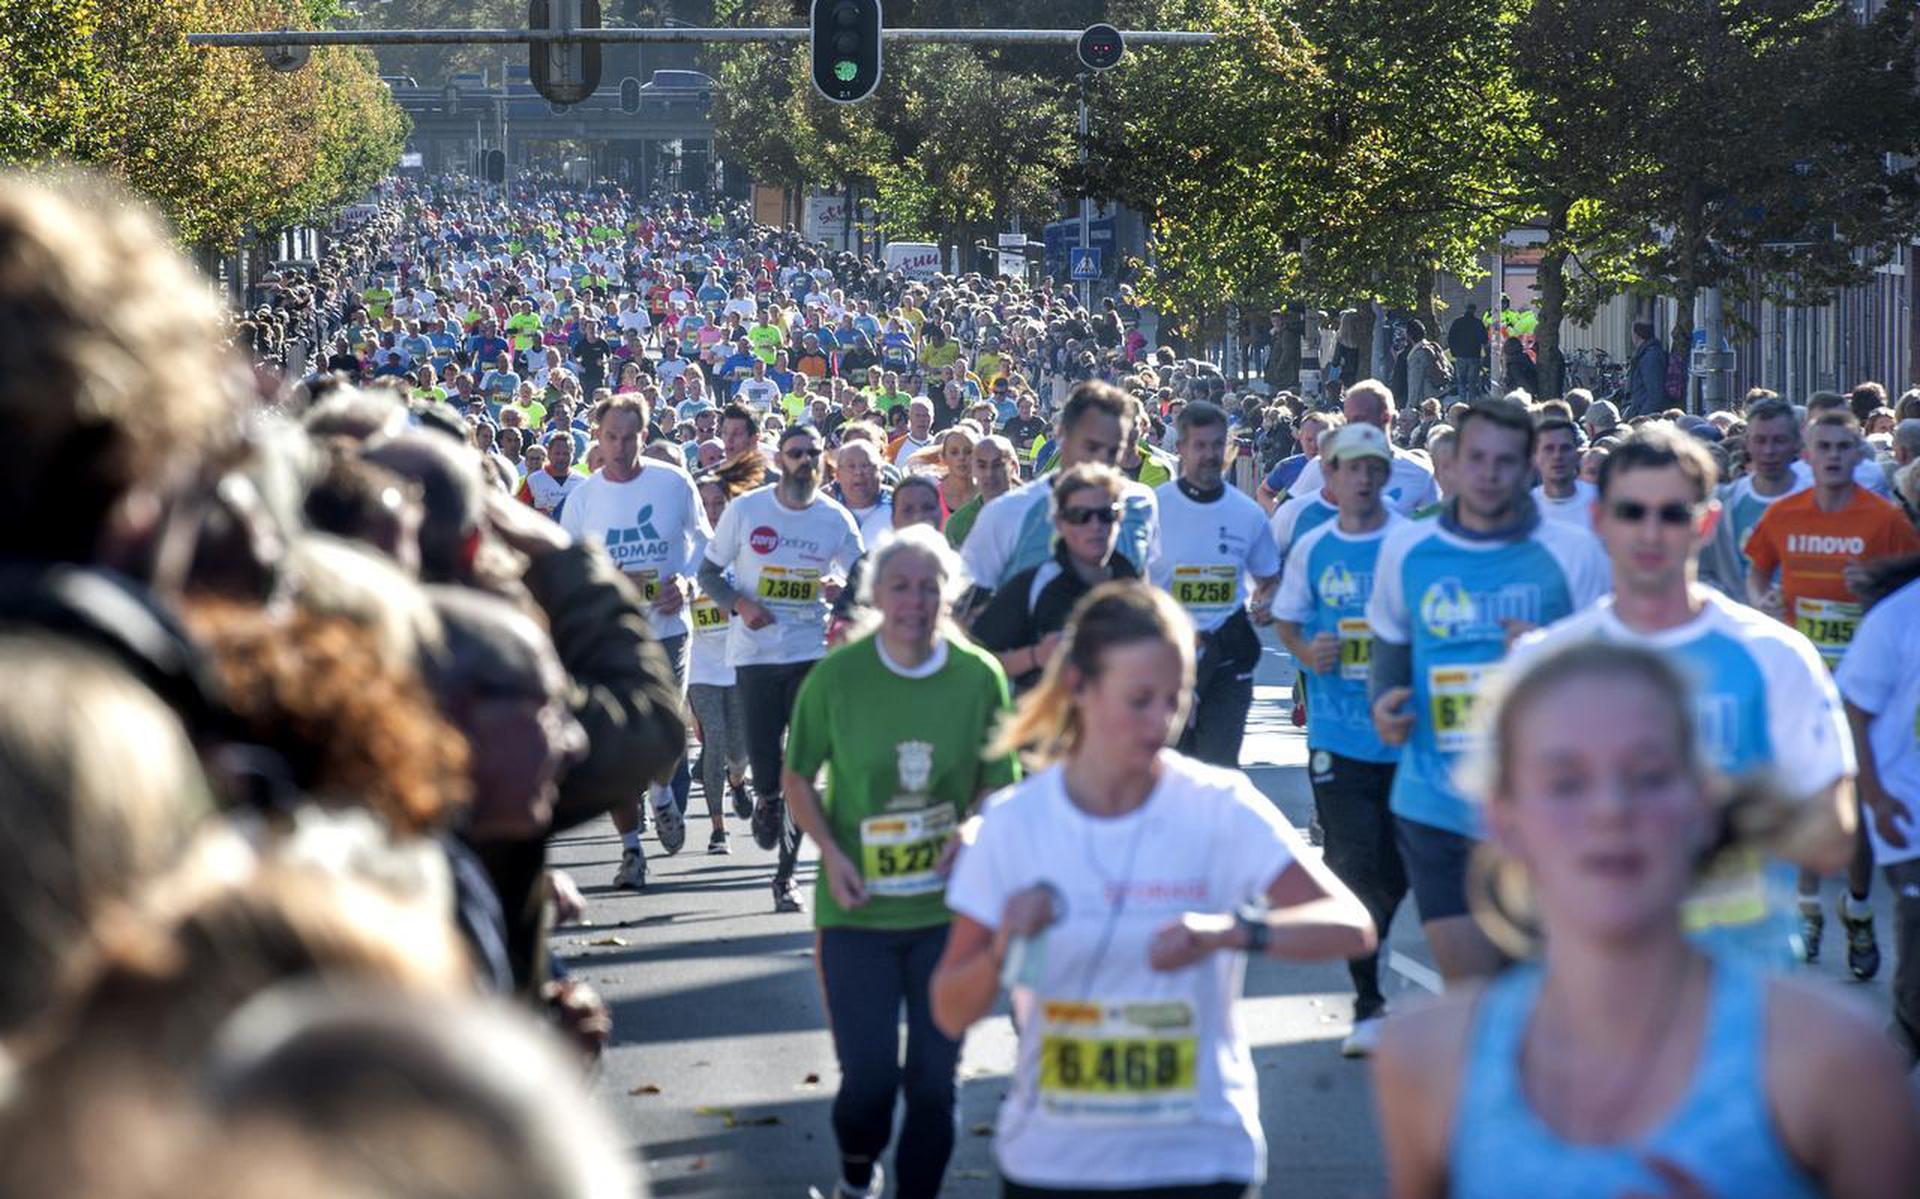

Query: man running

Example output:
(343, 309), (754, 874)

(1272, 422), (1409, 1055)
(1367, 396), (1609, 984)
(1530, 415), (1596, 527)
(1700, 396), (1807, 596)
(1510, 426), (1856, 962)
(560, 395), (711, 891)
(1744, 409), (1920, 973)
(961, 381), (1161, 597)
(697, 425), (864, 913)
(1285, 380), (1439, 515)
(1152, 401), (1281, 767)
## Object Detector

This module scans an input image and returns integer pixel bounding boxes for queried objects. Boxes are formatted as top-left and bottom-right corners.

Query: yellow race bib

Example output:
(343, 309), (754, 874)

(857, 805), (955, 898)
(1337, 617), (1373, 682)
(1428, 663), (1490, 753)
(1171, 565), (1236, 611)
(1038, 999), (1199, 1122)
(756, 565), (821, 605)
(1793, 597), (1861, 668)
(691, 596), (729, 630)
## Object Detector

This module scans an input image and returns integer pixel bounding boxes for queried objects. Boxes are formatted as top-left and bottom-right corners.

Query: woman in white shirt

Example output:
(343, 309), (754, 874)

(932, 582), (1374, 1198)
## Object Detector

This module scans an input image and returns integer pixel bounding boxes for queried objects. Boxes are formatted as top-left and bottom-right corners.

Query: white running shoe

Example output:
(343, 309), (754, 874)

(1341, 1015), (1384, 1058)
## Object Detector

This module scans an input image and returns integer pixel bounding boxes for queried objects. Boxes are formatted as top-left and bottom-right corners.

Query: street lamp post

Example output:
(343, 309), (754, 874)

(1077, 71), (1091, 312)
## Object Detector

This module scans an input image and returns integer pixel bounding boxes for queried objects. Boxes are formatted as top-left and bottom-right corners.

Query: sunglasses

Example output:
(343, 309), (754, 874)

(1608, 500), (1696, 526)
(784, 448), (823, 461)
(1058, 504), (1121, 527)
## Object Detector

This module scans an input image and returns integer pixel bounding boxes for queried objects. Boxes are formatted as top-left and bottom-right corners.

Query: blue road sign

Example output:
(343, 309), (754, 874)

(1070, 246), (1102, 280)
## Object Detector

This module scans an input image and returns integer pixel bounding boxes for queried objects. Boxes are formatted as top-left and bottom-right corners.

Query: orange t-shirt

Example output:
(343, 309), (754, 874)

(1746, 487), (1920, 664)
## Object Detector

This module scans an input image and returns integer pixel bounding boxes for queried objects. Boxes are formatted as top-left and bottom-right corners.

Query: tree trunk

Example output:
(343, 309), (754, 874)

(1534, 199), (1571, 399)
(1414, 264), (1438, 337)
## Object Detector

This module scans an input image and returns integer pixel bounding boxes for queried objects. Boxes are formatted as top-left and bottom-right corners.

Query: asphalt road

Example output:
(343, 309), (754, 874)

(549, 642), (1901, 1198)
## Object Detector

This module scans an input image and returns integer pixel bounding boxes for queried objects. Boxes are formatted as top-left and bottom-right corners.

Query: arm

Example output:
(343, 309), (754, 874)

(1373, 1000), (1475, 1199)
(1767, 977), (1920, 1199)
(930, 915), (1002, 1039)
(1275, 619), (1339, 676)
(1148, 848), (1378, 970)
(1845, 699), (1909, 850)
(1368, 637), (1415, 747)
(783, 767), (866, 910)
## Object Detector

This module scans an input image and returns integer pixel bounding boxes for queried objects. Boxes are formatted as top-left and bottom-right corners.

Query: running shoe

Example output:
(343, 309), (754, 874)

(1341, 1015), (1383, 1059)
(654, 795), (686, 856)
(1796, 897), (1823, 964)
(730, 779), (753, 821)
(807, 1167), (883, 1199)
(613, 847), (647, 892)
(750, 793), (784, 852)
(708, 829), (731, 855)
(1839, 898), (1880, 982)
(772, 876), (804, 913)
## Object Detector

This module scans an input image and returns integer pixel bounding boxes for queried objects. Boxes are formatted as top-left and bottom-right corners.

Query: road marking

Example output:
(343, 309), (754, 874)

(1387, 950), (1442, 995)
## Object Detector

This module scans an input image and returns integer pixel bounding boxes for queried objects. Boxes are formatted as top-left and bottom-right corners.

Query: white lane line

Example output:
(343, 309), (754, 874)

(1387, 950), (1443, 995)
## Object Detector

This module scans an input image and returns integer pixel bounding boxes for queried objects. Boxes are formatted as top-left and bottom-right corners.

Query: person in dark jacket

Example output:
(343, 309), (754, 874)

(1501, 335), (1540, 398)
(969, 464), (1138, 694)
(1626, 319), (1669, 418)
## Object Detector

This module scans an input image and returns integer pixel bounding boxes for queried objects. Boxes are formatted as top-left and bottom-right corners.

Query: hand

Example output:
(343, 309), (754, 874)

(823, 847), (869, 910)
(1757, 587), (1785, 620)
(1033, 631), (1064, 668)
(1372, 686), (1414, 747)
(1305, 632), (1340, 675)
(484, 488), (572, 558)
(651, 575), (688, 617)
(1843, 562), (1872, 598)
(996, 884), (1059, 948)
(539, 977), (613, 1064)
(1867, 790), (1914, 850)
(936, 816), (981, 879)
(1148, 912), (1235, 972)
(547, 870), (586, 927)
(735, 596), (776, 629)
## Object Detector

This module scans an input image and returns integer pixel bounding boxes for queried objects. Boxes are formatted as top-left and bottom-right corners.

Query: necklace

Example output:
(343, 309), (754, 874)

(1526, 951), (1704, 1144)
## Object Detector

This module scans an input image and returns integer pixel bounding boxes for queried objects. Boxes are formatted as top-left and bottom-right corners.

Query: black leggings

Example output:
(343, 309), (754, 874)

(736, 658), (817, 882)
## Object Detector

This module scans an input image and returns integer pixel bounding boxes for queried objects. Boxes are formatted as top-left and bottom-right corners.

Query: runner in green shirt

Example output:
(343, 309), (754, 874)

(783, 525), (1016, 1198)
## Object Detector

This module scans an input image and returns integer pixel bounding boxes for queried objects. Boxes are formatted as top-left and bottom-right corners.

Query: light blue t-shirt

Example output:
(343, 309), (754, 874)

(1366, 513), (1610, 836)
(1272, 515), (1405, 764)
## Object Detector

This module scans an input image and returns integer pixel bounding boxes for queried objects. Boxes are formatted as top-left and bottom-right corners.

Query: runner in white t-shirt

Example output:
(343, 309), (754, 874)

(1286, 382), (1438, 515)
(932, 584), (1374, 1196)
(558, 396), (711, 888)
(1530, 416), (1599, 529)
(697, 424), (865, 912)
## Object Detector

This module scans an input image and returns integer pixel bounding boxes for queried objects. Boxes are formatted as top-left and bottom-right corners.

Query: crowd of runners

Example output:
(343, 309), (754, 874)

(2, 167), (1919, 1199)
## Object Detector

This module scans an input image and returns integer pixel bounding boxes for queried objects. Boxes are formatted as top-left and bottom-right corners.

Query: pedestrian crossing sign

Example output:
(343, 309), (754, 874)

(1070, 247), (1102, 280)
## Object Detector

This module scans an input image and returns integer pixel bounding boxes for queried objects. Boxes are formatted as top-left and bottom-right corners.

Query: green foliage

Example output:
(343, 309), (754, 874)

(0, 0), (407, 251)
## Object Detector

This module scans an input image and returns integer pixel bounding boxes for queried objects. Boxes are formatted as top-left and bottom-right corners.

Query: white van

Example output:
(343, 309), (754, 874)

(883, 242), (942, 281)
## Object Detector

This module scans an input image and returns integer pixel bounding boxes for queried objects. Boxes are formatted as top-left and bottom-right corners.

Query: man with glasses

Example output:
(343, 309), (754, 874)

(697, 425), (865, 913)
(1510, 426), (1856, 966)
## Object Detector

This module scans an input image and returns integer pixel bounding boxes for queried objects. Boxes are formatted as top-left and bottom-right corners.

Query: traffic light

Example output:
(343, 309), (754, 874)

(810, 0), (881, 104)
(1077, 23), (1125, 72)
(529, 0), (603, 105)
(485, 149), (506, 184)
(619, 76), (641, 113)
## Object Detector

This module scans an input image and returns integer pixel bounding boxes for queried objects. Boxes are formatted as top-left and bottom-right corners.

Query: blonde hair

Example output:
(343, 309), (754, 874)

(990, 582), (1194, 767)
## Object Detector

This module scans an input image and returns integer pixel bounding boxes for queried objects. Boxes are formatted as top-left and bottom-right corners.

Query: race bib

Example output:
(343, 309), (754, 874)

(1338, 617), (1372, 682)
(1171, 565), (1236, 612)
(691, 596), (728, 631)
(628, 568), (661, 603)
(756, 565), (821, 606)
(1682, 847), (1768, 932)
(1037, 999), (1199, 1123)
(857, 805), (955, 898)
(1793, 597), (1861, 667)
(1428, 663), (1490, 753)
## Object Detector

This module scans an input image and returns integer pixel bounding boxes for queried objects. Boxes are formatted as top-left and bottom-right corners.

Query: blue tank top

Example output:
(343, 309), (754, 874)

(1450, 956), (1819, 1199)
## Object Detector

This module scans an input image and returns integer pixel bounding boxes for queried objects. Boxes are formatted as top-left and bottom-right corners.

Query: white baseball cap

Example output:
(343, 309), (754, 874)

(1327, 422), (1392, 464)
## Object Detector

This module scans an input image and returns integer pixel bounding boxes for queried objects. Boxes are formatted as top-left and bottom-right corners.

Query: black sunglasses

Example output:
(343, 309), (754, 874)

(1608, 500), (1696, 526)
(784, 447), (823, 460)
(1058, 504), (1121, 527)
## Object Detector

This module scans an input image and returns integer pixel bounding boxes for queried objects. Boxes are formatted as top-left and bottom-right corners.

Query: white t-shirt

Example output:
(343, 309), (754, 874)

(1835, 577), (1920, 866)
(559, 461), (710, 640)
(724, 296), (758, 322)
(848, 499), (893, 548)
(893, 434), (933, 466)
(703, 485), (864, 667)
(1150, 483), (1282, 633)
(945, 753), (1300, 1190)
(1532, 479), (1599, 529)
(616, 307), (652, 336)
(685, 531), (735, 687)
(523, 467), (582, 516)
(1287, 447), (1438, 515)
(737, 377), (782, 413)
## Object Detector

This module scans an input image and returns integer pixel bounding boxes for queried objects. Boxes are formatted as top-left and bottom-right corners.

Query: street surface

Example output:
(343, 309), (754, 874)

(552, 641), (1898, 1197)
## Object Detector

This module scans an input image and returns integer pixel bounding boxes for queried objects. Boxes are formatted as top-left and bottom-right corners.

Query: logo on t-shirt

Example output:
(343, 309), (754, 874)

(896, 740), (933, 794)
(1420, 578), (1541, 640)
(749, 525), (781, 555)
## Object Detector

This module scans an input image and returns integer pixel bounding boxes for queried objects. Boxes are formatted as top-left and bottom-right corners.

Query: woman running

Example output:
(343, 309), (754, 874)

(933, 582), (1375, 1198)
(687, 476), (753, 843)
(1374, 640), (1919, 1199)
(784, 525), (1019, 1199)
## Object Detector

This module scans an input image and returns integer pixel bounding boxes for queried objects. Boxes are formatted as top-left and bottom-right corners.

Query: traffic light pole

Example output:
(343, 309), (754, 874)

(1077, 73), (1092, 313)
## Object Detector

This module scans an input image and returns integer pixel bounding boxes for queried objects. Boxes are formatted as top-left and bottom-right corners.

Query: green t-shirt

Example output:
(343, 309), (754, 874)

(945, 494), (985, 549)
(873, 389), (913, 414)
(785, 637), (1018, 930)
(505, 311), (542, 351)
(748, 323), (784, 363)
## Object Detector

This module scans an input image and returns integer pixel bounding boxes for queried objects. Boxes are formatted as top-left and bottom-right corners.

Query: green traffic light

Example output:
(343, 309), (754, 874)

(834, 60), (858, 82)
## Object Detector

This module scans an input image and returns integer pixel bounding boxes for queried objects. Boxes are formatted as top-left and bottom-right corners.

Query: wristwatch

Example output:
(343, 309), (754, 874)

(1234, 906), (1270, 956)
